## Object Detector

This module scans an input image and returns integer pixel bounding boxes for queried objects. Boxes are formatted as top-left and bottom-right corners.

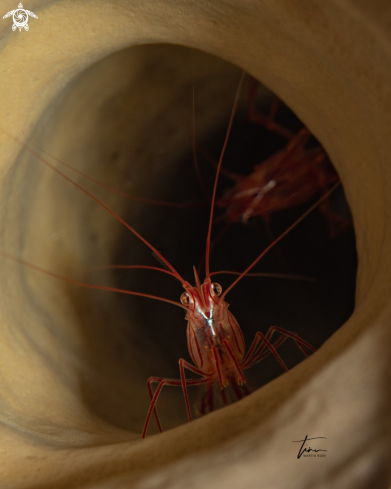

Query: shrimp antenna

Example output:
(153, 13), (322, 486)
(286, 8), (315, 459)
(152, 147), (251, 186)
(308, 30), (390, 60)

(0, 127), (188, 287)
(221, 181), (341, 299)
(0, 251), (186, 310)
(192, 87), (211, 201)
(205, 71), (245, 278)
(22, 132), (207, 209)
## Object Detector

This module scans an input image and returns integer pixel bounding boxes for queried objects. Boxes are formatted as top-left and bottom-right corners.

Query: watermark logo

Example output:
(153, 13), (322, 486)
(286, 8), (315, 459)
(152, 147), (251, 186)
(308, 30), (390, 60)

(293, 435), (327, 459)
(3, 3), (38, 32)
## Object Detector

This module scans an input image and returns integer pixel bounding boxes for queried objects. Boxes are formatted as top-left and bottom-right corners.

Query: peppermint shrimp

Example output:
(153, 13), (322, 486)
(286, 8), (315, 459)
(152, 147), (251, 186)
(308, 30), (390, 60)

(0, 72), (343, 440)
(141, 74), (341, 437)
(210, 77), (350, 235)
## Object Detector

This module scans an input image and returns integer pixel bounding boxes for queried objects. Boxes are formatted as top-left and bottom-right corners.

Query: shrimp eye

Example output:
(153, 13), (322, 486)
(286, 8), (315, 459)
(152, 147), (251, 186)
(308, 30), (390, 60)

(180, 292), (190, 306)
(211, 282), (222, 296)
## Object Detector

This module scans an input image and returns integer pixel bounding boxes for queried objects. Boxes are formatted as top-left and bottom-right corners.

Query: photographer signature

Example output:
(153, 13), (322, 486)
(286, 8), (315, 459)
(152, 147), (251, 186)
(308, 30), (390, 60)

(292, 435), (327, 459)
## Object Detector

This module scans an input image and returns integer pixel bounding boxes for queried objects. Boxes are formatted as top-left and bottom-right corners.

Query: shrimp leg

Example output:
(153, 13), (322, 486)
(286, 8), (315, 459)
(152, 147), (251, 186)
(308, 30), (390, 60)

(252, 331), (289, 372)
(318, 186), (353, 237)
(242, 326), (317, 371)
(143, 374), (209, 438)
(242, 329), (288, 367)
(144, 359), (211, 438)
(247, 76), (294, 140)
(179, 359), (211, 422)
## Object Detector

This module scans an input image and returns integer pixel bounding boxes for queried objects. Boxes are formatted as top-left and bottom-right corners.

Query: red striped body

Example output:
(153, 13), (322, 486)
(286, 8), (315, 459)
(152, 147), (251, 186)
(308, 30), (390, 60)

(183, 279), (246, 388)
(217, 128), (337, 224)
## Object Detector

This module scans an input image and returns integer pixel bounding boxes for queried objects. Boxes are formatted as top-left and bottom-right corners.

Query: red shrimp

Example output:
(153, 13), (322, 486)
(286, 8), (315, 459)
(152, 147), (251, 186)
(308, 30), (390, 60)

(212, 77), (349, 236)
(0, 73), (341, 440)
(142, 73), (340, 436)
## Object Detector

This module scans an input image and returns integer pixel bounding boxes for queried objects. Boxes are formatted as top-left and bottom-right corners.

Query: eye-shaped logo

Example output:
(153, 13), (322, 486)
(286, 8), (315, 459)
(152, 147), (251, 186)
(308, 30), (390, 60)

(3, 3), (38, 32)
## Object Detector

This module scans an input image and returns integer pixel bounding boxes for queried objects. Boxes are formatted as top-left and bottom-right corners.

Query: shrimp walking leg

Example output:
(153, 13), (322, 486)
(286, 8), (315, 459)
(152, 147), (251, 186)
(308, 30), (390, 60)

(319, 188), (353, 237)
(242, 327), (317, 371)
(247, 76), (294, 140)
(142, 374), (209, 438)
(269, 326), (316, 356)
(196, 383), (214, 415)
(179, 358), (211, 422)
(146, 377), (164, 433)
(253, 331), (289, 372)
(242, 329), (288, 367)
